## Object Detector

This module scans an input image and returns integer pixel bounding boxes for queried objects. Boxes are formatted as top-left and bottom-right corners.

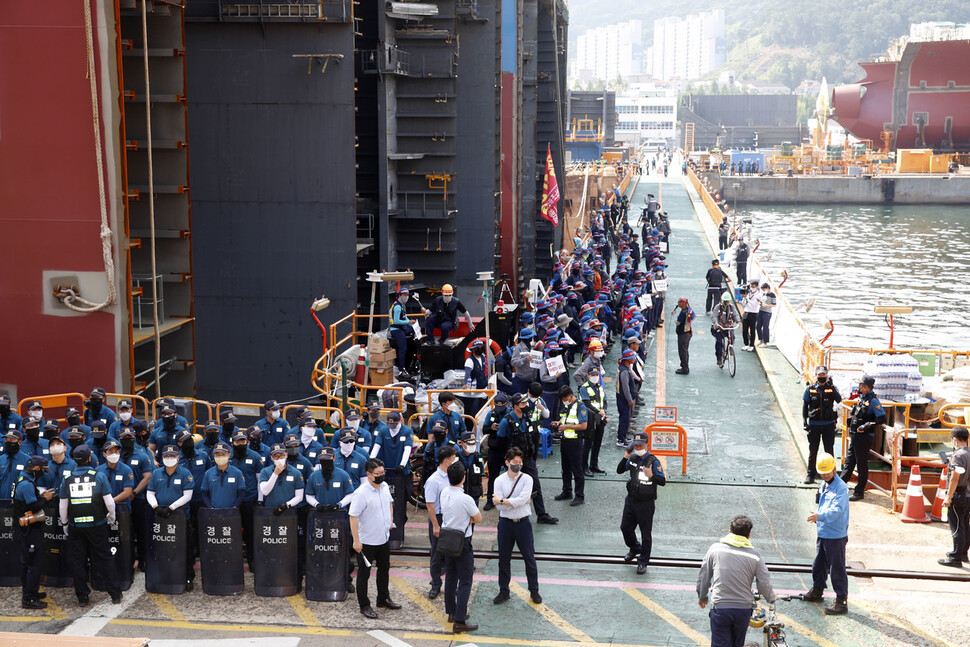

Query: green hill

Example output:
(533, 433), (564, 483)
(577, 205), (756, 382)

(568, 0), (970, 85)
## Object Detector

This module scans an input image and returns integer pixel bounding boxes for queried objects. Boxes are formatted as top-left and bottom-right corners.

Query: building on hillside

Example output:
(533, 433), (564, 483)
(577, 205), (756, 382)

(614, 85), (678, 147)
(573, 20), (642, 84)
(648, 10), (725, 82)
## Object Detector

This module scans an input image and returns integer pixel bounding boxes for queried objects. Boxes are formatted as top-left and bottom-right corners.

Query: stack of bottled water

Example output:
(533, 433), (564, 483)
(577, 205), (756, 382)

(862, 355), (923, 402)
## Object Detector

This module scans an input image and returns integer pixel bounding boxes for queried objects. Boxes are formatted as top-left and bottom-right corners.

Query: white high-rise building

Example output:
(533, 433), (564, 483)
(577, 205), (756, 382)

(650, 10), (726, 81)
(573, 20), (643, 84)
(614, 84), (678, 147)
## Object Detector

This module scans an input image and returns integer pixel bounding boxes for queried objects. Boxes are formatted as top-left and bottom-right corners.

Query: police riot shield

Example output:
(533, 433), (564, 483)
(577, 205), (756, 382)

(39, 501), (72, 588)
(146, 508), (187, 594)
(305, 508), (349, 602)
(198, 507), (244, 596)
(0, 505), (19, 586)
(386, 469), (409, 549)
(93, 505), (133, 592)
(253, 506), (299, 597)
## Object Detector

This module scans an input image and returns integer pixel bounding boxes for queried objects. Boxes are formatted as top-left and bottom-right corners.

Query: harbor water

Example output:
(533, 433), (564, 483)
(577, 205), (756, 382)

(743, 203), (970, 351)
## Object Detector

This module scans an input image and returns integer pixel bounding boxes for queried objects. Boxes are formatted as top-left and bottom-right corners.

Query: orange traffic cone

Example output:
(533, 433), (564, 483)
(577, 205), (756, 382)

(930, 466), (949, 522)
(899, 465), (931, 523)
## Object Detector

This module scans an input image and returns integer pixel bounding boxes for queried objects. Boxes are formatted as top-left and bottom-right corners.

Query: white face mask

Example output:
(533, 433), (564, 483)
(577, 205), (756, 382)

(120, 411), (132, 422)
(269, 410), (280, 421)
(163, 457), (178, 468)
(440, 402), (451, 412)
(29, 411), (43, 420)
(214, 455), (229, 467)
(339, 442), (355, 457)
(301, 426), (315, 439)
(594, 351), (604, 358)
(106, 453), (120, 465)
(464, 443), (478, 453)
(388, 423), (401, 433)
(443, 295), (453, 304)
(50, 444), (65, 457)
(348, 420), (360, 429)
(634, 448), (648, 457)
(273, 458), (287, 469)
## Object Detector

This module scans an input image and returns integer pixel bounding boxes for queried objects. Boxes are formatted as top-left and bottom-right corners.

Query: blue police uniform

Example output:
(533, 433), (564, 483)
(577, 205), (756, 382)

(1, 411), (23, 432)
(255, 416), (290, 447)
(147, 465), (195, 515)
(21, 437), (50, 458)
(178, 448), (212, 503)
(258, 464), (304, 509)
(373, 424), (415, 474)
(557, 399), (588, 500)
(840, 390), (886, 498)
(428, 409), (464, 444)
(334, 447), (369, 489)
(299, 438), (326, 464)
(59, 467), (113, 527)
(200, 465), (246, 508)
(230, 445), (264, 567)
(84, 405), (116, 428)
(1, 450), (32, 500)
(40, 456), (77, 494)
(617, 450), (666, 569)
(60, 425), (92, 444)
(108, 418), (144, 440)
(151, 414), (189, 433)
(122, 446), (154, 496)
(148, 424), (187, 457)
(97, 461), (135, 510)
(483, 405), (510, 503)
(60, 464), (121, 600)
(348, 420), (382, 452)
(306, 467), (354, 507)
(286, 453), (316, 507)
(14, 468), (46, 603)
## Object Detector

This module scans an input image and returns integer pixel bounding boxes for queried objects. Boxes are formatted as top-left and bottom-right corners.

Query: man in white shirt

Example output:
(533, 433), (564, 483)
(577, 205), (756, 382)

(490, 447), (542, 605)
(349, 458), (401, 619)
(424, 445), (457, 599)
(740, 281), (761, 351)
(439, 461), (482, 633)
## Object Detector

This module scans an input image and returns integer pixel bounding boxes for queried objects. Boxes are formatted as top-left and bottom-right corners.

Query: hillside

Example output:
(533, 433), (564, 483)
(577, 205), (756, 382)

(567, 0), (970, 84)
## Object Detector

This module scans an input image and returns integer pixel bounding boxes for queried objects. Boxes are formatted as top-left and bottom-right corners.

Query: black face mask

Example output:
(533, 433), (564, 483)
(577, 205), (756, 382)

(163, 417), (176, 431)
(4, 442), (19, 456)
(181, 442), (195, 458)
(92, 434), (106, 446)
(233, 444), (248, 459)
(434, 432), (446, 443)
(69, 438), (83, 449)
(286, 448), (298, 459)
(320, 461), (335, 478)
(68, 415), (81, 427)
(817, 377), (827, 385)
(25, 428), (40, 443)
(137, 433), (149, 447)
(222, 423), (235, 435)
(89, 399), (103, 415)
(494, 406), (507, 415)
(121, 438), (135, 452)
(249, 438), (261, 451)
(372, 474), (385, 485)
(205, 431), (219, 445)
(474, 348), (484, 356)
(0, 405), (10, 417)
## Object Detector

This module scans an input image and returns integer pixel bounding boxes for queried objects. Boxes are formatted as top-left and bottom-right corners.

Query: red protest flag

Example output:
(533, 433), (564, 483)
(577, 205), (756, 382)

(540, 143), (560, 226)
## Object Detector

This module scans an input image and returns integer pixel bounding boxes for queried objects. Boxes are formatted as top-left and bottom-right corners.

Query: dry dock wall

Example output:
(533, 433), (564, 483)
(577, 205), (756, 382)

(719, 175), (970, 205)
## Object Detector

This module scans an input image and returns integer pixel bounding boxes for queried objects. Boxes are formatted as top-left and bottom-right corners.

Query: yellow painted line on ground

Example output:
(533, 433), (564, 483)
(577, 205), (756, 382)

(621, 587), (707, 647)
(775, 612), (841, 647)
(509, 581), (594, 643)
(389, 575), (451, 632)
(402, 630), (665, 647)
(147, 592), (188, 623)
(109, 618), (354, 636)
(0, 615), (54, 622)
(286, 593), (322, 627)
(851, 600), (954, 647)
(43, 594), (69, 621)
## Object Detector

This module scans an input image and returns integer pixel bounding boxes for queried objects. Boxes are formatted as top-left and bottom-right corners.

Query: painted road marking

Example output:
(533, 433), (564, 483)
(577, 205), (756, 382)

(43, 593), (68, 621)
(509, 581), (594, 643)
(286, 593), (322, 627)
(59, 572), (145, 635)
(368, 629), (417, 647)
(0, 615), (53, 622)
(151, 640), (302, 647)
(402, 632), (667, 647)
(148, 591), (189, 622)
(852, 599), (954, 647)
(110, 618), (354, 636)
(776, 612), (841, 647)
(621, 587), (707, 646)
(389, 575), (451, 632)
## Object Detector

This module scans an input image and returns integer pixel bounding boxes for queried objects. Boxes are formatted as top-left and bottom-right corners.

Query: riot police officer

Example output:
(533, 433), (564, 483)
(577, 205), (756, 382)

(14, 455), (53, 608)
(802, 365), (843, 484)
(579, 366), (608, 476)
(840, 377), (886, 501)
(21, 418), (48, 458)
(455, 431), (485, 502)
(200, 442), (246, 509)
(497, 394), (557, 524)
(341, 410), (373, 454)
(258, 444), (305, 514)
(147, 445), (195, 590)
(84, 387), (116, 428)
(306, 447), (354, 510)
(335, 428), (369, 490)
(118, 427), (153, 571)
(59, 445), (122, 605)
(617, 431), (666, 575)
(1, 430), (31, 502)
(229, 429), (263, 569)
(552, 386), (587, 506)
(0, 394), (23, 433)
(423, 420), (455, 485)
(256, 400), (290, 447)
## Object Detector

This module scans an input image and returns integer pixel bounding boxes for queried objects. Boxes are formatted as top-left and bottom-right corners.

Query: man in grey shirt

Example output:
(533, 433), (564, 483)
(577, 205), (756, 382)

(510, 329), (539, 394)
(439, 461), (482, 633)
(697, 515), (775, 647)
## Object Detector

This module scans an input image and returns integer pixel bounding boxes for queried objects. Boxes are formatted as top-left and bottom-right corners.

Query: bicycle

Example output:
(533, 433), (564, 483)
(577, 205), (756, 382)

(752, 594), (793, 647)
(713, 322), (740, 377)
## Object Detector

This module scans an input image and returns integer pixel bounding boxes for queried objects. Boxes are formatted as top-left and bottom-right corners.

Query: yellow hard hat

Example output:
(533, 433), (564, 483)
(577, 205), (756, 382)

(816, 452), (836, 474)
(442, 284), (454, 295)
(749, 605), (767, 628)
(588, 339), (604, 351)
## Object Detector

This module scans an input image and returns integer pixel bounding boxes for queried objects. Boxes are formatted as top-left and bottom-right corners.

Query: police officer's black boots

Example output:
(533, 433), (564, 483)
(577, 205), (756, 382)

(824, 596), (848, 615)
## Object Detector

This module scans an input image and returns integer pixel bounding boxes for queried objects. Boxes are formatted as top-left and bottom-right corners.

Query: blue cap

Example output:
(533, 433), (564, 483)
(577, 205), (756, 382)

(432, 420), (448, 432)
(345, 410), (360, 421)
(102, 439), (121, 452)
(620, 349), (637, 362)
(283, 434), (299, 448)
(175, 429), (193, 445)
(269, 443), (287, 456)
(161, 444), (179, 458)
(339, 428), (357, 442)
(231, 430), (248, 443)
(318, 446), (335, 460)
(72, 444), (93, 461)
(632, 431), (648, 444)
(459, 430), (476, 443)
(212, 442), (231, 454)
(518, 328), (535, 340)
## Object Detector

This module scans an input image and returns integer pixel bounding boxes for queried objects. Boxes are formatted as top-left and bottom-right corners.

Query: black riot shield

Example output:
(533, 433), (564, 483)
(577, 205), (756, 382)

(253, 506), (299, 597)
(386, 469), (409, 549)
(305, 508), (349, 602)
(92, 505), (133, 592)
(39, 501), (72, 588)
(0, 505), (19, 587)
(198, 507), (244, 596)
(146, 508), (187, 594)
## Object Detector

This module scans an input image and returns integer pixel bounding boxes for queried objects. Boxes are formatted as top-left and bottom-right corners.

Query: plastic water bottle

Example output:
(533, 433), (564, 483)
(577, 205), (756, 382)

(942, 504), (949, 523)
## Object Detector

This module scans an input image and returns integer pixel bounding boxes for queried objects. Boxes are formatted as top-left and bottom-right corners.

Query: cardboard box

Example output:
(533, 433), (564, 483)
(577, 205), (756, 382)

(369, 348), (397, 364)
(370, 367), (394, 386)
(370, 358), (396, 371)
(368, 336), (391, 353)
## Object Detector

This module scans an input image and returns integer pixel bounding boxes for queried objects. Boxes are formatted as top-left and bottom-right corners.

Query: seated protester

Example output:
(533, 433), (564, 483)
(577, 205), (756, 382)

(334, 428), (369, 490)
(455, 431), (485, 502)
(296, 417), (325, 464)
(108, 400), (141, 440)
(200, 442), (246, 509)
(84, 387), (116, 428)
(60, 407), (91, 443)
(195, 421), (222, 453)
(147, 444), (195, 590)
(148, 406), (186, 460)
(98, 440), (135, 512)
(21, 418), (49, 458)
(255, 400), (290, 447)
(428, 392), (464, 444)
(258, 444), (304, 514)
(305, 447), (354, 510)
(422, 420), (455, 485)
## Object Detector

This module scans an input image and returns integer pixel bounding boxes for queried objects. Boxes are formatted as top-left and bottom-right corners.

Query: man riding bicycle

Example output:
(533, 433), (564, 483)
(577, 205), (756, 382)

(712, 292), (740, 368)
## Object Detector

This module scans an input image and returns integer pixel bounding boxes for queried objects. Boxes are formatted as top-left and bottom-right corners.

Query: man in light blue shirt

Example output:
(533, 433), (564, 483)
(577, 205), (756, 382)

(423, 445), (457, 600)
(439, 461), (482, 633)
(800, 452), (849, 616)
(349, 458), (400, 619)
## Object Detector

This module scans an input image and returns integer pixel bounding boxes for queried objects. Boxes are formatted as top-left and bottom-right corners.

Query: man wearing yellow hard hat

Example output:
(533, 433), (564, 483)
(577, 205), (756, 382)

(800, 452), (849, 615)
(424, 285), (474, 344)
